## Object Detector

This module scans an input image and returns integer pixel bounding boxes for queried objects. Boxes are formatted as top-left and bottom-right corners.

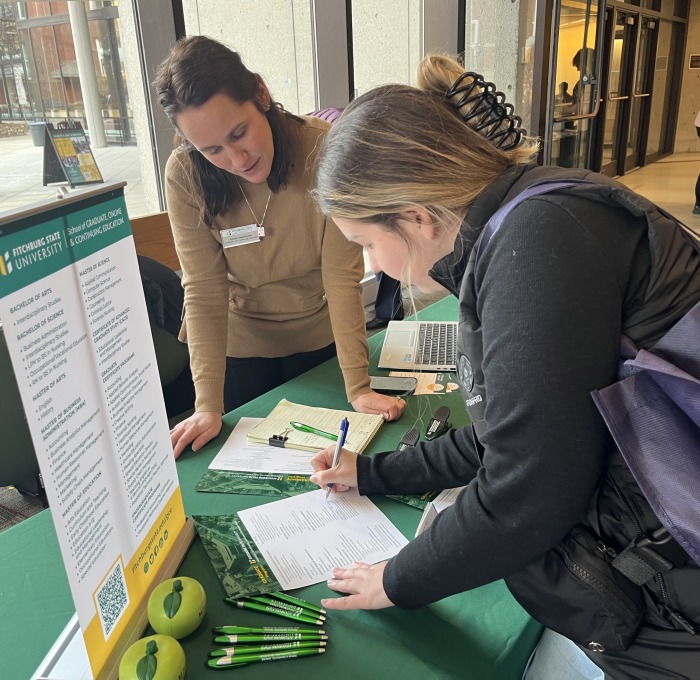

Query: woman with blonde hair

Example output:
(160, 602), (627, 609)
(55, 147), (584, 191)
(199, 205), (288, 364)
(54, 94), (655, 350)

(310, 55), (700, 678)
(154, 36), (405, 458)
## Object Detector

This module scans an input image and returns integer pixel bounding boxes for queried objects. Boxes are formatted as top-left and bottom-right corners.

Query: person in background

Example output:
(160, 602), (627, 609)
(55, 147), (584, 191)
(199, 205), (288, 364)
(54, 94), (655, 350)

(154, 36), (404, 459)
(694, 109), (700, 215)
(571, 47), (594, 109)
(309, 54), (700, 678)
(365, 272), (404, 330)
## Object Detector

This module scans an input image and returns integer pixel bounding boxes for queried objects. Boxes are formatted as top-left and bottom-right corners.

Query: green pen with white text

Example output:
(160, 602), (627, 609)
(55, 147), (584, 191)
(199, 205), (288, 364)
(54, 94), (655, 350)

(214, 633), (327, 644)
(224, 597), (325, 625)
(210, 640), (327, 657)
(206, 647), (326, 669)
(245, 595), (326, 620)
(268, 591), (326, 615)
(213, 625), (322, 635)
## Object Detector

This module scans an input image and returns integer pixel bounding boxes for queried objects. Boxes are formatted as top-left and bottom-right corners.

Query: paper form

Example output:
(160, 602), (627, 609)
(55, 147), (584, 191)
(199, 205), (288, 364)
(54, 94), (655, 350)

(432, 486), (464, 512)
(415, 486), (466, 536)
(209, 418), (317, 475)
(237, 489), (408, 590)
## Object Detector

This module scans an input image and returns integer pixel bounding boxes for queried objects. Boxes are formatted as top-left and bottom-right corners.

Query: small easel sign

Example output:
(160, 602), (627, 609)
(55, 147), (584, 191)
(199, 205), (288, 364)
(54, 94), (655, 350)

(42, 120), (104, 188)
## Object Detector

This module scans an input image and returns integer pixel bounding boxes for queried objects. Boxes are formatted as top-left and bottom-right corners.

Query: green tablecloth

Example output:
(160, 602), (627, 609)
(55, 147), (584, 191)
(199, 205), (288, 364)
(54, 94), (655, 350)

(0, 296), (542, 679)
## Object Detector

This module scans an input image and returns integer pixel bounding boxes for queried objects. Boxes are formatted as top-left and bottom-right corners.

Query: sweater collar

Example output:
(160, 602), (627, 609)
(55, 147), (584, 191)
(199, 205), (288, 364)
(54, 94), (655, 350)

(429, 164), (532, 295)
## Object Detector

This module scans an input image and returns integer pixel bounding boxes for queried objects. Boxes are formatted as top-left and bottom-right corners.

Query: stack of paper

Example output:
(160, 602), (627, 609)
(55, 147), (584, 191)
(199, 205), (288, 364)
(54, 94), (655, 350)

(247, 399), (384, 453)
(415, 486), (465, 536)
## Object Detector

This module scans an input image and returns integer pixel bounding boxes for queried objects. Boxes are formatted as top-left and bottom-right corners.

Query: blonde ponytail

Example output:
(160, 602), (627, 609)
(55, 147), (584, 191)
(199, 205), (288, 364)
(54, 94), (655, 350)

(419, 54), (538, 164)
(314, 54), (538, 227)
(416, 54), (464, 95)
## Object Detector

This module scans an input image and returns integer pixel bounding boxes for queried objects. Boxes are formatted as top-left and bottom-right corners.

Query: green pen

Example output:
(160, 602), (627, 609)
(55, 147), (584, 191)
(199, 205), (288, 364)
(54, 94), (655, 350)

(214, 633), (327, 644)
(210, 640), (328, 657)
(214, 626), (323, 635)
(269, 591), (326, 615)
(245, 595), (326, 620)
(289, 421), (337, 441)
(206, 647), (326, 669)
(225, 597), (325, 625)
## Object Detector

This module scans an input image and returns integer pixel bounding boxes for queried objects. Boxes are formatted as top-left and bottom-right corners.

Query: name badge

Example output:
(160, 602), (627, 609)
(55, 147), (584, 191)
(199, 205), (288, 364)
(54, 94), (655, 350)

(220, 224), (265, 248)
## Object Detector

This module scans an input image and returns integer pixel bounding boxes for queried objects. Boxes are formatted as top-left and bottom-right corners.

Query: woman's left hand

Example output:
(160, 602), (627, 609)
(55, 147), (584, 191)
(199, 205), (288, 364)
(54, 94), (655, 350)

(322, 561), (394, 610)
(352, 391), (406, 420)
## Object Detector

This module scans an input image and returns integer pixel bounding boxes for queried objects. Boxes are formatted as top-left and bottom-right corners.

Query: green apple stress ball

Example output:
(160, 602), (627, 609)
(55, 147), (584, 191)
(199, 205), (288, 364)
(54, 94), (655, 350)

(147, 576), (207, 639)
(119, 635), (186, 680)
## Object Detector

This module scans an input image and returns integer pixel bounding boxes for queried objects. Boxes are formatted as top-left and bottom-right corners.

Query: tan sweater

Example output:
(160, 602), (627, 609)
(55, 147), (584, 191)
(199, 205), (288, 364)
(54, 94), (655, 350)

(165, 116), (370, 413)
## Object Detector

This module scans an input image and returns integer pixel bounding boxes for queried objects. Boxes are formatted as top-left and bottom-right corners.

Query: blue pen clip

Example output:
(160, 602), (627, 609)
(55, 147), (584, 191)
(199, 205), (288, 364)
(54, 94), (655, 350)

(326, 417), (349, 500)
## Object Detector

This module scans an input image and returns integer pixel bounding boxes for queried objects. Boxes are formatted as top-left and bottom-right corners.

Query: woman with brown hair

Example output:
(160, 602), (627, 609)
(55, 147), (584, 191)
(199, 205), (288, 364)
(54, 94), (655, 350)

(154, 36), (404, 459)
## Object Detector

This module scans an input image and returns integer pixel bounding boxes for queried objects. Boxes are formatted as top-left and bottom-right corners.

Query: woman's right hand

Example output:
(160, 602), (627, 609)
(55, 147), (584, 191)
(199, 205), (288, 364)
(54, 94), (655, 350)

(310, 444), (359, 493)
(170, 411), (222, 459)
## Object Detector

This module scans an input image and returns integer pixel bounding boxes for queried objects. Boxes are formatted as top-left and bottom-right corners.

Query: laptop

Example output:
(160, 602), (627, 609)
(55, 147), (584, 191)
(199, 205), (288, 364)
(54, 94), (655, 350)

(378, 320), (458, 372)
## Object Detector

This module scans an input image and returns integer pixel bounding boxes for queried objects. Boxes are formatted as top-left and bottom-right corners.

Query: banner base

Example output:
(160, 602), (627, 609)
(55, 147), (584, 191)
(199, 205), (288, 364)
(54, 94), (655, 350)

(97, 517), (196, 680)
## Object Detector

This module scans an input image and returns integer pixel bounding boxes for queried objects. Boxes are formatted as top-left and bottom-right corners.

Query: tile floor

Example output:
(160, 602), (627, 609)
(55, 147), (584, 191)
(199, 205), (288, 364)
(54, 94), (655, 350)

(617, 152), (700, 234)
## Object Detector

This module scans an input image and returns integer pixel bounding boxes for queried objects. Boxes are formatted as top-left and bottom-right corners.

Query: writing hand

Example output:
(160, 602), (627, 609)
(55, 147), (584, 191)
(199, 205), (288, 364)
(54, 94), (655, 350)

(322, 561), (393, 610)
(310, 444), (358, 493)
(170, 411), (222, 459)
(352, 390), (406, 421)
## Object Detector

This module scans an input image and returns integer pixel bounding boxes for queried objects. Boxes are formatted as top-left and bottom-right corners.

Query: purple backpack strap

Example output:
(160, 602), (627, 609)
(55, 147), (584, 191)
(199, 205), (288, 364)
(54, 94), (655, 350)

(475, 179), (590, 266)
(476, 178), (700, 267)
(306, 107), (344, 125)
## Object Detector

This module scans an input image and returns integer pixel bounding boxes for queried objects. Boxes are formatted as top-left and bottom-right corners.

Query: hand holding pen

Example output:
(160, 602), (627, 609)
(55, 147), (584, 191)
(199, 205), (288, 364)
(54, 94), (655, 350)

(326, 418), (349, 499)
(309, 418), (357, 496)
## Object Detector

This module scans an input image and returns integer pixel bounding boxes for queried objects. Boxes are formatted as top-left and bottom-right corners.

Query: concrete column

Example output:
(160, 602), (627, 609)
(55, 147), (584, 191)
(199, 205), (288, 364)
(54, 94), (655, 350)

(423, 0), (460, 57)
(67, 1), (107, 147)
(464, 0), (520, 99)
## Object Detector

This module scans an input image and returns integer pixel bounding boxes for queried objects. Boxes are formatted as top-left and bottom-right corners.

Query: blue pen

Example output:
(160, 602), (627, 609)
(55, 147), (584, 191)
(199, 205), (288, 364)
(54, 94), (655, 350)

(326, 417), (349, 500)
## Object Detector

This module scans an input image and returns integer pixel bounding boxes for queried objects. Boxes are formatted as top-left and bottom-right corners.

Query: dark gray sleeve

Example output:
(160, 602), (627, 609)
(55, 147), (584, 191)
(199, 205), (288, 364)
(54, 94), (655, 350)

(357, 425), (481, 496)
(380, 198), (630, 608)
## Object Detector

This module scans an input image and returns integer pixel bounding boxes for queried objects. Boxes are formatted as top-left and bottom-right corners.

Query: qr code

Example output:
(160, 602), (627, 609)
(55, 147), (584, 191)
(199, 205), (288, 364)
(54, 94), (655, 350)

(95, 559), (129, 638)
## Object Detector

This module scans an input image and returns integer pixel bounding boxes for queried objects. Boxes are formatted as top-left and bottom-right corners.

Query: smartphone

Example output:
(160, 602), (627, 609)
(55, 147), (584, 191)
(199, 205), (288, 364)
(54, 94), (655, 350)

(369, 375), (418, 395)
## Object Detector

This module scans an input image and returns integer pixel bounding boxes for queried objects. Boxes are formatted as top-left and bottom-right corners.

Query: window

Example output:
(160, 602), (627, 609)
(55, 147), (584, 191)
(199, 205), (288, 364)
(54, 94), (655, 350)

(1, 1), (147, 216)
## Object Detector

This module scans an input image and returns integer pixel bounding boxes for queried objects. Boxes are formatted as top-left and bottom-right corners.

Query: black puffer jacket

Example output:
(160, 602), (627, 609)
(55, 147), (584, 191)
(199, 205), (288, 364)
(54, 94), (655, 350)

(356, 165), (700, 678)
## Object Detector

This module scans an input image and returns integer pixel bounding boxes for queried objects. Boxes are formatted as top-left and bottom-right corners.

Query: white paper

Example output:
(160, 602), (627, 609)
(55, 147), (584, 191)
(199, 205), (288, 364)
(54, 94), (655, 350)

(415, 486), (465, 536)
(432, 486), (464, 512)
(209, 417), (317, 474)
(238, 489), (408, 590)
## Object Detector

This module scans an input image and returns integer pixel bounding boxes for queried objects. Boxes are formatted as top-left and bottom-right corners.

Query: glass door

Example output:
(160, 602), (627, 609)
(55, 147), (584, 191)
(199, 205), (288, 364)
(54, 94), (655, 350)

(599, 9), (636, 175)
(623, 16), (656, 172)
(645, 20), (682, 160)
(548, 0), (603, 169)
(598, 9), (657, 176)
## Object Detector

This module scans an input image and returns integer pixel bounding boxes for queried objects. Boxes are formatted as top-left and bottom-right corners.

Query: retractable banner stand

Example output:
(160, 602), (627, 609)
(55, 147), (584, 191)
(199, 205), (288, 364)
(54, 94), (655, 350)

(0, 183), (191, 678)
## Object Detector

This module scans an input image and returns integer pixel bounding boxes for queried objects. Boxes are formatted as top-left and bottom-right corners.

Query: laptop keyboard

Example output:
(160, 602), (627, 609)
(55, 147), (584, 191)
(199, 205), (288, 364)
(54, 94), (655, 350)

(416, 322), (457, 367)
